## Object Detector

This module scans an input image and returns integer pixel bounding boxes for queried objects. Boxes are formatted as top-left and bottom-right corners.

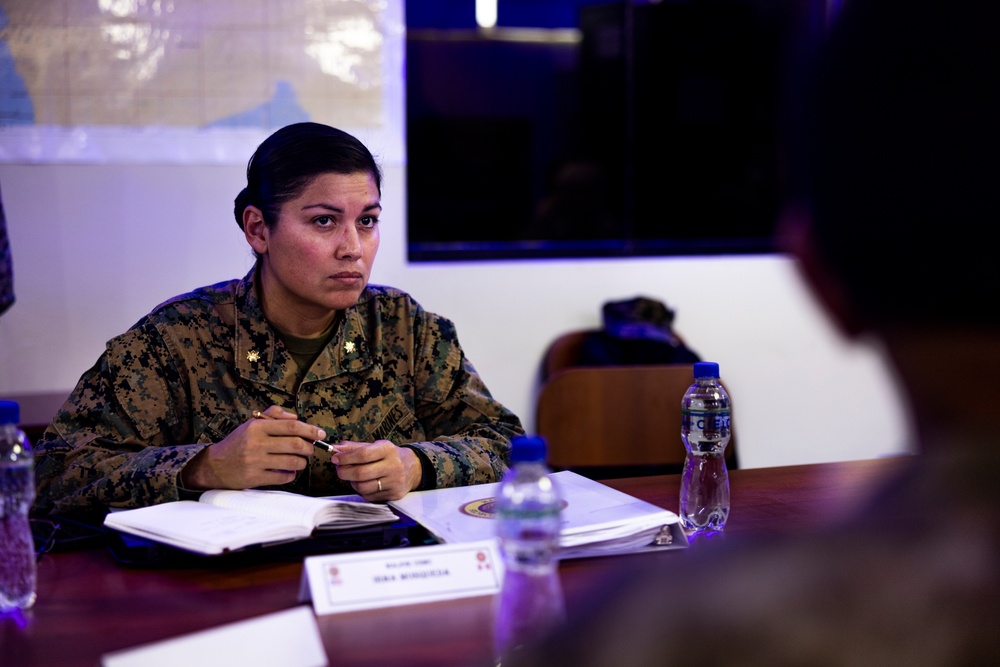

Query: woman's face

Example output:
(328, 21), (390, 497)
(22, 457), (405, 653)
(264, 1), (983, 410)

(246, 171), (381, 334)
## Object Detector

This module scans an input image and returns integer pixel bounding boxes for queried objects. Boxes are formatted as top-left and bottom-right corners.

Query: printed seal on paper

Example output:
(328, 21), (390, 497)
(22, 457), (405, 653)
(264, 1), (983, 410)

(460, 498), (497, 519)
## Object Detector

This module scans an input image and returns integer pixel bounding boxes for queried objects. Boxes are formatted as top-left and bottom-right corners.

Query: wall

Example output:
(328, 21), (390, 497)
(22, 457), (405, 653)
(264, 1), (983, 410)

(0, 0), (913, 470)
(0, 158), (913, 469)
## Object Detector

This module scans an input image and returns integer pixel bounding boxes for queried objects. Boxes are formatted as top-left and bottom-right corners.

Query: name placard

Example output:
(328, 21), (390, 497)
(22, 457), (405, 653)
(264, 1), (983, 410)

(299, 539), (504, 615)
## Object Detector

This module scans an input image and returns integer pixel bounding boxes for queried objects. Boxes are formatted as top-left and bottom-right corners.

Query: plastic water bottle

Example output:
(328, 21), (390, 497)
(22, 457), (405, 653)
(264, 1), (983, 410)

(493, 435), (565, 659)
(679, 362), (732, 532)
(0, 400), (37, 612)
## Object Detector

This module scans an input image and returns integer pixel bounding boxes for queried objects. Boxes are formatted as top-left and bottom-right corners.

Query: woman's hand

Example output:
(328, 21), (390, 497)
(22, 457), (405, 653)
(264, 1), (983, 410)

(332, 440), (423, 501)
(180, 406), (328, 490)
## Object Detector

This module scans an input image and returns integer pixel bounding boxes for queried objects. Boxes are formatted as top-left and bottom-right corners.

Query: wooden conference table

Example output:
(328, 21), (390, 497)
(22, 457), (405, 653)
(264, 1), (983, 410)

(1, 457), (909, 667)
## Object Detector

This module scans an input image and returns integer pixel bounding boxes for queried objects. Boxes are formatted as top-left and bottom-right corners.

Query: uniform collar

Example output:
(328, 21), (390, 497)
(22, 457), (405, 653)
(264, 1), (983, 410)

(233, 268), (373, 391)
(305, 306), (372, 382)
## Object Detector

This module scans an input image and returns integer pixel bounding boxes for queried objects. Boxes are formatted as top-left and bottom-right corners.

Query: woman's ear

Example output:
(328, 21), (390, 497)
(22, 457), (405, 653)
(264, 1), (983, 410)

(243, 206), (268, 255)
(778, 204), (866, 338)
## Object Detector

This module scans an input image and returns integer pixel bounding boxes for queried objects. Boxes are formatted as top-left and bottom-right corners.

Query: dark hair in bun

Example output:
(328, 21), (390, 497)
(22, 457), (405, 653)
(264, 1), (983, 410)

(234, 122), (382, 231)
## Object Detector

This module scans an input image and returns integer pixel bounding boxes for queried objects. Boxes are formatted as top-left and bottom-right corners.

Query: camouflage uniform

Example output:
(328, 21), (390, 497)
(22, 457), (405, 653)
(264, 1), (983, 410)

(33, 269), (521, 517)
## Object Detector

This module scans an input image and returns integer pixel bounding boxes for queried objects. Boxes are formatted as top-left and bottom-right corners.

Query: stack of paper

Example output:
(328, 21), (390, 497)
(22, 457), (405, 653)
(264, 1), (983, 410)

(388, 470), (687, 559)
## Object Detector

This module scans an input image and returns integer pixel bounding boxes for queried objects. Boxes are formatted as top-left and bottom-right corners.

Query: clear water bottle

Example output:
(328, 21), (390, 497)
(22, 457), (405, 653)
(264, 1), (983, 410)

(493, 435), (566, 659)
(0, 399), (37, 612)
(679, 362), (732, 532)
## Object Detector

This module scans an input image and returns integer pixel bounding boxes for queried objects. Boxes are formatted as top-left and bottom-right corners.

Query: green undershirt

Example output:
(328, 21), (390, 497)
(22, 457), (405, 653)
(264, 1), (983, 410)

(273, 315), (339, 382)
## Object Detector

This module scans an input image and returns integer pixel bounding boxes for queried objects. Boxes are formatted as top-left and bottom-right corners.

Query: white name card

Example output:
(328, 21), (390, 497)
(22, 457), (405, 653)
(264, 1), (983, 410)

(102, 605), (326, 667)
(299, 539), (504, 615)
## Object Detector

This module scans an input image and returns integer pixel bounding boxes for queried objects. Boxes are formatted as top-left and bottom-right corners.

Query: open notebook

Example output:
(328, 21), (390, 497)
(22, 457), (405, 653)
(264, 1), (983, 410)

(103, 490), (431, 565)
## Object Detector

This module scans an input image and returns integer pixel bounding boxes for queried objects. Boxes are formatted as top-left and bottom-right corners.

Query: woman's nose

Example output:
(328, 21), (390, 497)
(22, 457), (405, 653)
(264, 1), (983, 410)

(336, 224), (362, 258)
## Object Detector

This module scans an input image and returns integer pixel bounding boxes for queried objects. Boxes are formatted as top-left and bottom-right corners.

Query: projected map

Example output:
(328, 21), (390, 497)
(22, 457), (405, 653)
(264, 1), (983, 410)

(0, 0), (398, 163)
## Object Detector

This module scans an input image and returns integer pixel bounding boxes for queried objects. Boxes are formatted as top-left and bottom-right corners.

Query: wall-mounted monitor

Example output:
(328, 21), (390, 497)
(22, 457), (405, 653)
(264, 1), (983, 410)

(405, 0), (824, 261)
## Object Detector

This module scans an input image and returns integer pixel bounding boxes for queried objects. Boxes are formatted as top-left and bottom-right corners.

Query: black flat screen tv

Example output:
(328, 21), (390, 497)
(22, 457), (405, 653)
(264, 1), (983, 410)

(405, 0), (825, 261)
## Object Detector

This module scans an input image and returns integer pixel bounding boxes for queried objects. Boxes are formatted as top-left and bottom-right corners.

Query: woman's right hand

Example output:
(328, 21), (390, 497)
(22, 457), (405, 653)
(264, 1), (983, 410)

(180, 406), (328, 490)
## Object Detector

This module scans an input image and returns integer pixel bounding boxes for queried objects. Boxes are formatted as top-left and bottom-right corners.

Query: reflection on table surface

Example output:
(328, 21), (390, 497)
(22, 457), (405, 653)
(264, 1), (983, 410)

(1, 457), (910, 667)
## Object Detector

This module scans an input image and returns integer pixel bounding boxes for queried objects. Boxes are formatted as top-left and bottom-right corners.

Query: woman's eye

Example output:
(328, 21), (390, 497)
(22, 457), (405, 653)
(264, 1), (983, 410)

(314, 215), (334, 227)
(359, 216), (379, 228)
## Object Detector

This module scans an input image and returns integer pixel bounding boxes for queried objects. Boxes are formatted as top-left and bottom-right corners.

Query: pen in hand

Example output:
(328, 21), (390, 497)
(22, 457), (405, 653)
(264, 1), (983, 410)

(251, 410), (338, 453)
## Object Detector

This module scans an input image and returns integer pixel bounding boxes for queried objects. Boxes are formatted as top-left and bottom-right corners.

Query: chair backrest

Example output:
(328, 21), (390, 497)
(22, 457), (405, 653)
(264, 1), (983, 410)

(536, 332), (737, 478)
(541, 330), (590, 381)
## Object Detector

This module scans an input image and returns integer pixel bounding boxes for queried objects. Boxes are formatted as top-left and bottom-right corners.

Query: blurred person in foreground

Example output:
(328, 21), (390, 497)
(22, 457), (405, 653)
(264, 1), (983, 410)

(33, 123), (522, 520)
(514, 1), (1000, 664)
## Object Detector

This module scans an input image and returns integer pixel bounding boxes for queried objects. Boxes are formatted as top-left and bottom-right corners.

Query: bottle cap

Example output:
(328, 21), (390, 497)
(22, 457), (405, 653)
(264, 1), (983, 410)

(693, 361), (720, 379)
(510, 435), (547, 463)
(0, 400), (20, 425)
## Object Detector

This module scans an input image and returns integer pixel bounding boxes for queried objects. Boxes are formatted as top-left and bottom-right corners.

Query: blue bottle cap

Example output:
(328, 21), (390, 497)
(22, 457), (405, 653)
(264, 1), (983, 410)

(693, 362), (720, 379)
(0, 400), (20, 425)
(510, 435), (547, 463)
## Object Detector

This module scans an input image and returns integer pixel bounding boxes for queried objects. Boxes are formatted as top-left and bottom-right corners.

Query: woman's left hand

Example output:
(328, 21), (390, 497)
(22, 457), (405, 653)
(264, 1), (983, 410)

(331, 439), (423, 501)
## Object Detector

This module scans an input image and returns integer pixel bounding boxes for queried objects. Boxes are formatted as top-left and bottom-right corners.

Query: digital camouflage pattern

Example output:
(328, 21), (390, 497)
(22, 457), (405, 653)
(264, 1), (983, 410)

(33, 269), (521, 517)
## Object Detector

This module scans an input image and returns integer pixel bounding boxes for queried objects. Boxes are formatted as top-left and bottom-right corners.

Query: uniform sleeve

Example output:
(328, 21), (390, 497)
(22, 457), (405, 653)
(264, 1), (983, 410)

(403, 310), (522, 488)
(32, 324), (205, 518)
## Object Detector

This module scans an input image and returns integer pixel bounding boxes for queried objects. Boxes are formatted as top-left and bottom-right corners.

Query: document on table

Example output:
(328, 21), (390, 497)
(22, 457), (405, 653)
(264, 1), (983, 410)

(389, 470), (687, 558)
(101, 606), (327, 667)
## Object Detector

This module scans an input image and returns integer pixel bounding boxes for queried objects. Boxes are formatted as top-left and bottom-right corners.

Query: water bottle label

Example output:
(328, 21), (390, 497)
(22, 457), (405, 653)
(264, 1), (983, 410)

(682, 409), (731, 433)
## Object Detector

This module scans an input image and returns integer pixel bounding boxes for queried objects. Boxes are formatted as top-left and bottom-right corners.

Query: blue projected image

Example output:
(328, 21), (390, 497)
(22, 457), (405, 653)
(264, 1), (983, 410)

(0, 8), (34, 125)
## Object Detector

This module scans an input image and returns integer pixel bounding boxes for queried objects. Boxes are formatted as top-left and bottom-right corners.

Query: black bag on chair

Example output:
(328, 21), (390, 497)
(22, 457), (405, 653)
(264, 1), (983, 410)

(578, 296), (701, 367)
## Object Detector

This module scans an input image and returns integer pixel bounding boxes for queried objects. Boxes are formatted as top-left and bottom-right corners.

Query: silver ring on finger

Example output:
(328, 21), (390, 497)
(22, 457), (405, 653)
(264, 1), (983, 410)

(376, 478), (382, 492)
